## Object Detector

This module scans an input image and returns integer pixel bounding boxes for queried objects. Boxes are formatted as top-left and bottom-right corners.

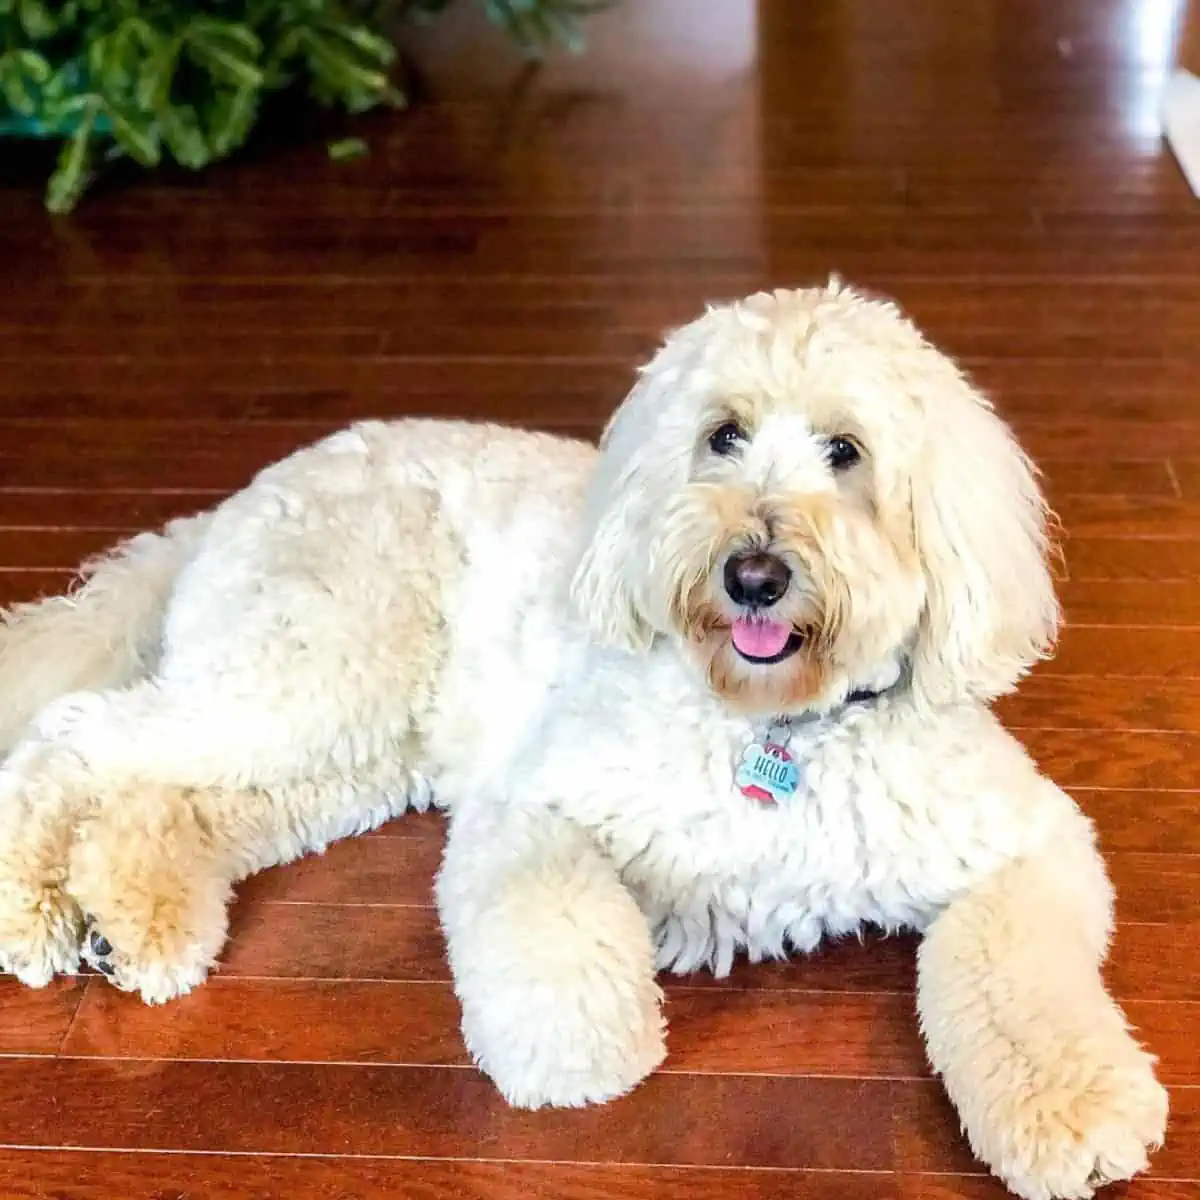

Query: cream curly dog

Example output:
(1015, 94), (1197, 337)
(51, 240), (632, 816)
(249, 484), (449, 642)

(0, 282), (1166, 1199)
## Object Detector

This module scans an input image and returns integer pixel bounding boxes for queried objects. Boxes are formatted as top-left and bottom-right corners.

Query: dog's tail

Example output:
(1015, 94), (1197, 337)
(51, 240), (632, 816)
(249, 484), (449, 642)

(0, 513), (211, 754)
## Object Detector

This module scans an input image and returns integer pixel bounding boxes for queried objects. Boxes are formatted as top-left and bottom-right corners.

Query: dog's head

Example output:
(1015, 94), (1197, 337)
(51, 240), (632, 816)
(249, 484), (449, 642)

(570, 281), (1060, 715)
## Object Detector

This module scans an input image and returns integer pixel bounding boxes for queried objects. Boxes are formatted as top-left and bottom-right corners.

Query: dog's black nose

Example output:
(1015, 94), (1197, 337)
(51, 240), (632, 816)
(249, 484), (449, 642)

(724, 552), (791, 608)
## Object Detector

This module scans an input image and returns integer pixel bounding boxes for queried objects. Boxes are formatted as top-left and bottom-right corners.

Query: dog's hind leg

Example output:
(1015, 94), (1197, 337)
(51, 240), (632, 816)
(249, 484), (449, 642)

(0, 515), (209, 758)
(66, 756), (422, 1004)
(0, 464), (458, 996)
(0, 671), (436, 1000)
(0, 737), (93, 984)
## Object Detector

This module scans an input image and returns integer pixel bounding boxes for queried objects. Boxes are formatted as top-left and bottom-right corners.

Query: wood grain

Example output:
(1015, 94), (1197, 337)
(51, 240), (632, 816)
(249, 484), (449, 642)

(55, 975), (1200, 1086)
(157, 899), (1198, 1005)
(0, 978), (86, 1055)
(0, 1055), (1195, 1176)
(15, 1152), (1195, 1200)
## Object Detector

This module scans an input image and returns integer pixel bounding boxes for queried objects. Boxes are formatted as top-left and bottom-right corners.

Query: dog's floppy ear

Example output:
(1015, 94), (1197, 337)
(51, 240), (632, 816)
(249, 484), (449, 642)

(569, 372), (665, 652)
(908, 358), (1061, 705)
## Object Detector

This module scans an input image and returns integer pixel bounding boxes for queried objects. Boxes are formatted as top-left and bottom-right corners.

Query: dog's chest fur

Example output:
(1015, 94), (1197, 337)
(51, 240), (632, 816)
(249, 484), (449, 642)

(492, 649), (1064, 980)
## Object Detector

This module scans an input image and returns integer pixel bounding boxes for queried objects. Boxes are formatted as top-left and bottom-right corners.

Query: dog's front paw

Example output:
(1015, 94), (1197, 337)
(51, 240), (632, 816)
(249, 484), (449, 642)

(975, 1049), (1168, 1200)
(459, 965), (666, 1109)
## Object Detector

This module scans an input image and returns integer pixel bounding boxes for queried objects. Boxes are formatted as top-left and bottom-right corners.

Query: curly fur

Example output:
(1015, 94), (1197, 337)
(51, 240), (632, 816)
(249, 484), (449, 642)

(0, 281), (1165, 1199)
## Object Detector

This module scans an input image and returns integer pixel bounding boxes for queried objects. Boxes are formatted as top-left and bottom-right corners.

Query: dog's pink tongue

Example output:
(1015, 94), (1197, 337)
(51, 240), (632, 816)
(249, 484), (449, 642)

(731, 618), (792, 658)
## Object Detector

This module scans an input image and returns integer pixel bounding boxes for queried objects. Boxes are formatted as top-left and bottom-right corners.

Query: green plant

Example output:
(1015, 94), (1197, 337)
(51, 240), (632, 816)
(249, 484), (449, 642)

(0, 0), (607, 213)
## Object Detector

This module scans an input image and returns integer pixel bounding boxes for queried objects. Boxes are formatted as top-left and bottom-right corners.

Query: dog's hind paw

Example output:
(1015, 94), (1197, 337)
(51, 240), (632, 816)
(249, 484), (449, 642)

(81, 914), (214, 1005)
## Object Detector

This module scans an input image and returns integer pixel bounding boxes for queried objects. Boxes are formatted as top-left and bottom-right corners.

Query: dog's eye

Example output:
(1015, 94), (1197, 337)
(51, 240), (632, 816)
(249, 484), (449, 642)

(826, 436), (861, 471)
(708, 421), (746, 457)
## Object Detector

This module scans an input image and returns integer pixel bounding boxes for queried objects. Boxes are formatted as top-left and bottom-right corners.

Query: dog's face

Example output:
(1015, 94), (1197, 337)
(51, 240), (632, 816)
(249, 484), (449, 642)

(571, 282), (1060, 716)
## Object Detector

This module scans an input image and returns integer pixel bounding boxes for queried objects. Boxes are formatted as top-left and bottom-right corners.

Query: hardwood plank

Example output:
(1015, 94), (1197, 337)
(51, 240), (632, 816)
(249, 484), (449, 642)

(1061, 581), (1200, 626)
(63, 977), (472, 1068)
(11, 280), (1200, 362)
(0, 977), (86, 1055)
(1049, 628), (1200, 679)
(0, 529), (129, 569)
(0, 1152), (1068, 1200)
(0, 1057), (906, 1169)
(0, 422), (321, 491)
(218, 899), (454, 982)
(1021, 728), (1199, 790)
(214, 901), (919, 992)
(212, 901), (1198, 1003)
(0, 490), (221, 531)
(1111, 858), (1200, 925)
(0, 571), (77, 607)
(998, 677), (1200, 733)
(64, 978), (921, 1078)
(1173, 460), (1200, 500)
(1074, 791), (1200, 855)
(367, 810), (446, 840)
(57, 975), (1200, 1087)
(10, 215), (1200, 280)
(1064, 539), (1200, 583)
(235, 832), (440, 907)
(0, 1051), (1192, 1179)
(1109, 924), (1200, 1003)
(1012, 420), (1200, 460)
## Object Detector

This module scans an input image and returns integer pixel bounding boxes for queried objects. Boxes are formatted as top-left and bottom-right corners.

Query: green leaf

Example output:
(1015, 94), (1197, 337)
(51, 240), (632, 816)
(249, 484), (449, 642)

(327, 134), (367, 161)
(13, 49), (52, 86)
(187, 19), (262, 60)
(0, 49), (52, 117)
(105, 100), (161, 166)
(187, 39), (266, 90)
(38, 80), (100, 129)
(46, 98), (99, 215)
(113, 17), (160, 65)
(10, 0), (604, 213)
(18, 0), (57, 40)
(304, 29), (393, 101)
(315, 21), (397, 67)
(186, 18), (266, 90)
(0, 66), (36, 120)
(205, 83), (259, 157)
(136, 35), (181, 111)
(161, 104), (210, 169)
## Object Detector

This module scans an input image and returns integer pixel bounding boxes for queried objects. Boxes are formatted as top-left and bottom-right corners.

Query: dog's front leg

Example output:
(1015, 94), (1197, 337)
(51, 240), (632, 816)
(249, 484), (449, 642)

(436, 802), (665, 1109)
(916, 825), (1168, 1200)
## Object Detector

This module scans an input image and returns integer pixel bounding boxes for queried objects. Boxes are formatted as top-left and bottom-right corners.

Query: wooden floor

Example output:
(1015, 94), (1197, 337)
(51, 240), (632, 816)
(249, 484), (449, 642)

(1, 1), (1199, 1196)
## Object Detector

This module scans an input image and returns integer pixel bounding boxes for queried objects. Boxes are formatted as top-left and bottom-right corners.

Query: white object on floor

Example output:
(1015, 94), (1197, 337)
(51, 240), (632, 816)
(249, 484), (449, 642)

(1163, 68), (1200, 197)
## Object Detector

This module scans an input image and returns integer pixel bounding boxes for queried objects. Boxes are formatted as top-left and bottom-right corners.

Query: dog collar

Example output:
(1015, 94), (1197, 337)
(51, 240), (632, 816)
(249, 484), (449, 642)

(734, 685), (889, 806)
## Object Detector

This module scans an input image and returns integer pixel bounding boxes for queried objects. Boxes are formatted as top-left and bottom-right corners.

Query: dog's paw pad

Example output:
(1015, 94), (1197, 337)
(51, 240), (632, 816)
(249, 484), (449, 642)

(82, 918), (118, 979)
